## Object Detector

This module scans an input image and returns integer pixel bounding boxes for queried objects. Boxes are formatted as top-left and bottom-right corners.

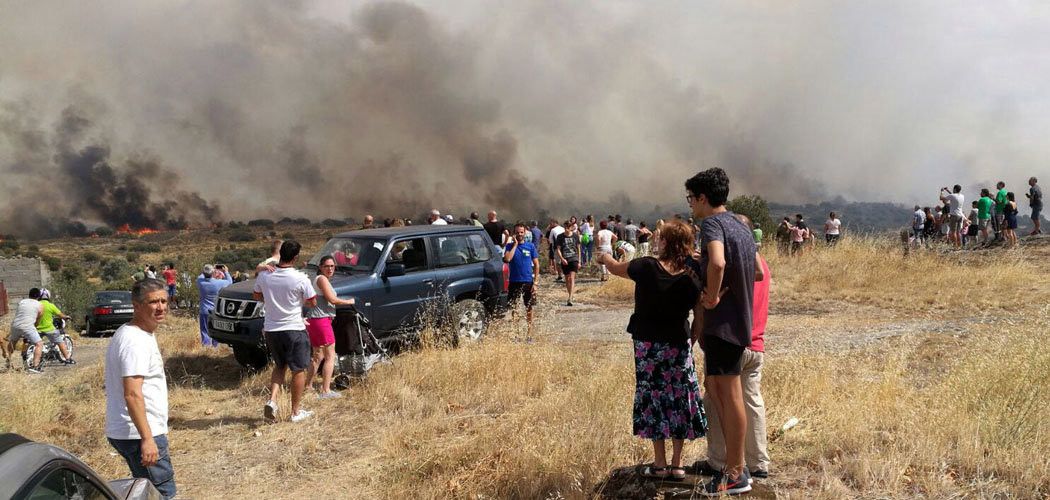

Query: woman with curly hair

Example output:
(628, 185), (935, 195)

(597, 219), (707, 481)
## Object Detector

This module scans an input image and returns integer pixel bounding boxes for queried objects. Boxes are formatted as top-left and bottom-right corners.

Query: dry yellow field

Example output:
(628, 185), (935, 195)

(2, 235), (1048, 498)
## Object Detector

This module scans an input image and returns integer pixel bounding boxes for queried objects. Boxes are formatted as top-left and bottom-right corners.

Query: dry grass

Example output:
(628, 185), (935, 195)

(763, 236), (1037, 313)
(2, 237), (1049, 498)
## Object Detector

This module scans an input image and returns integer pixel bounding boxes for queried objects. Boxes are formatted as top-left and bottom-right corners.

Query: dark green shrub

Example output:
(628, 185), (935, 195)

(41, 255), (61, 271)
(321, 218), (346, 227)
(228, 231), (255, 242)
(247, 219), (274, 228)
(100, 258), (135, 284)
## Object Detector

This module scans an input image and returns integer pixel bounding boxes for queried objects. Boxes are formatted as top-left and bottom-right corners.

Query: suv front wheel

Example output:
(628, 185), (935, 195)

(233, 345), (269, 372)
(450, 298), (487, 345)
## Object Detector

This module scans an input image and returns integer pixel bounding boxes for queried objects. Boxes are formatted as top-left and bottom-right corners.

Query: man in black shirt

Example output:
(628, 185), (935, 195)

(686, 167), (756, 496)
(483, 210), (508, 247)
(555, 221), (582, 306)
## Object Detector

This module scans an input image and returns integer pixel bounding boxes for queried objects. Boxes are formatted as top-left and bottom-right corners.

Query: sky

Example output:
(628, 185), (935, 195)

(1, 0), (1048, 235)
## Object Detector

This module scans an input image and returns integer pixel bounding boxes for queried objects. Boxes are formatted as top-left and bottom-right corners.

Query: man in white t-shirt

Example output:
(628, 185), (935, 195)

(940, 185), (965, 248)
(253, 240), (317, 423)
(428, 209), (448, 225)
(5, 288), (43, 373)
(105, 278), (176, 499)
(595, 220), (616, 281)
(824, 211), (842, 246)
(547, 220), (565, 280)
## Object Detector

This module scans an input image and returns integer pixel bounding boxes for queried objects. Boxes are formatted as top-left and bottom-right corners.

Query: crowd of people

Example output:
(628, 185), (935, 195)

(906, 177), (1042, 250)
(78, 167), (769, 498)
(772, 212), (843, 255)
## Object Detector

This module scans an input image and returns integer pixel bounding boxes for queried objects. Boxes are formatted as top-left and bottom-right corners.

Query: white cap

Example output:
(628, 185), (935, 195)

(430, 209), (441, 216)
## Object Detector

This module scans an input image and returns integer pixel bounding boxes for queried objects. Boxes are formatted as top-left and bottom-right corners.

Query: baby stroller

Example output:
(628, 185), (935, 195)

(331, 305), (390, 389)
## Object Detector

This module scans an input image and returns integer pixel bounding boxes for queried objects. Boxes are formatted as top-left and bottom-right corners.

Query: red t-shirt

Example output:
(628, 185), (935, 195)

(750, 255), (770, 352)
(162, 269), (177, 286)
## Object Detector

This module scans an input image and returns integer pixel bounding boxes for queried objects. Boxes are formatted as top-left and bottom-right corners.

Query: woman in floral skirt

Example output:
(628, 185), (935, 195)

(597, 219), (707, 481)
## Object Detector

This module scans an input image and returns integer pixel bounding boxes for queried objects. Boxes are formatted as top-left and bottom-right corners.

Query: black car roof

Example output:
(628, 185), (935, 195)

(333, 225), (487, 239)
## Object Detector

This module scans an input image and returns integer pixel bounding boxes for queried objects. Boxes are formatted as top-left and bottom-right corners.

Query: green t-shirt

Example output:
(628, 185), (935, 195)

(996, 188), (1008, 212)
(752, 228), (763, 243)
(977, 196), (993, 220)
(36, 300), (63, 332)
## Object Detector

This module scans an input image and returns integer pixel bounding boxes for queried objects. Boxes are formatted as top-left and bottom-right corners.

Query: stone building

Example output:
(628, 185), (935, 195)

(0, 257), (51, 313)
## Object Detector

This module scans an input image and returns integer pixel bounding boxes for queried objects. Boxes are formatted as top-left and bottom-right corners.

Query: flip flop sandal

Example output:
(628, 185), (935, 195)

(668, 467), (687, 481)
(640, 464), (670, 479)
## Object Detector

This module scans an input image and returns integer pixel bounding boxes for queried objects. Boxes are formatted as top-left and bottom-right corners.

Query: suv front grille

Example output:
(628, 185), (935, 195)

(216, 297), (262, 319)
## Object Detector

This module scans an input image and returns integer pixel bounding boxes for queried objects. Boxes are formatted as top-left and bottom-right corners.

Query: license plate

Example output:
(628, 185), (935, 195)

(212, 319), (236, 332)
(115, 309), (133, 314)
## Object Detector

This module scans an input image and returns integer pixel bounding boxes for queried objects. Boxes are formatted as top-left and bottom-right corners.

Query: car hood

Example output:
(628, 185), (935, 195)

(217, 272), (374, 300)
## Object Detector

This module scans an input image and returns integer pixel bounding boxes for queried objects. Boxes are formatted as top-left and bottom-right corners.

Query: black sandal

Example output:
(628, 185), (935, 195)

(668, 466), (687, 481)
(640, 464), (670, 479)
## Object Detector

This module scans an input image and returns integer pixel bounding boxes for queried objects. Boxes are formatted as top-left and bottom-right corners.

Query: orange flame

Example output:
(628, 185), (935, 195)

(116, 224), (161, 236)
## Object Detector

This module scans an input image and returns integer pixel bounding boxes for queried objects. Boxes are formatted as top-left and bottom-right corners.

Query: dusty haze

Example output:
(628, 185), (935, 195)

(2, 1), (1048, 238)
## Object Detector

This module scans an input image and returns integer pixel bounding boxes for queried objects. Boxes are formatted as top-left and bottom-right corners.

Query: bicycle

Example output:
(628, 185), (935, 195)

(23, 318), (75, 371)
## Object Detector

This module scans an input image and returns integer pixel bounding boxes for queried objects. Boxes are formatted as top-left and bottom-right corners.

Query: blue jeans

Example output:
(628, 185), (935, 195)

(199, 309), (217, 347)
(108, 434), (177, 499)
(581, 240), (594, 264)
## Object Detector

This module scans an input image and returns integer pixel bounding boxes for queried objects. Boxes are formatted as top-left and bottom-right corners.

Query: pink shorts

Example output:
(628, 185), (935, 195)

(305, 317), (335, 347)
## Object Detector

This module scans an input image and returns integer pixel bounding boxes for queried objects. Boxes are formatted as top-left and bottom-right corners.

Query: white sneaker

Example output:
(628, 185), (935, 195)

(290, 409), (314, 423)
(318, 391), (343, 399)
(264, 400), (278, 421)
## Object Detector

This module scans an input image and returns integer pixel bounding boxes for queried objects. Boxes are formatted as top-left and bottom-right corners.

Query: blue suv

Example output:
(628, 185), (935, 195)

(209, 225), (509, 369)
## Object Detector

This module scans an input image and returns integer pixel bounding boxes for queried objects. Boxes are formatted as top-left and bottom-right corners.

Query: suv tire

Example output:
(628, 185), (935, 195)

(450, 298), (487, 345)
(233, 346), (269, 372)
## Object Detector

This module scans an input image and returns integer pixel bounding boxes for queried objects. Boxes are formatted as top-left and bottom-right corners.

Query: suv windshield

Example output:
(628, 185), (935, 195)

(308, 237), (386, 273)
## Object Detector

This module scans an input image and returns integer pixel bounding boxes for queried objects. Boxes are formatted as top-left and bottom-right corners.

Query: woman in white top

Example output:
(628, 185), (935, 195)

(580, 215), (594, 265)
(306, 256), (356, 399)
(595, 220), (617, 281)
(824, 212), (842, 246)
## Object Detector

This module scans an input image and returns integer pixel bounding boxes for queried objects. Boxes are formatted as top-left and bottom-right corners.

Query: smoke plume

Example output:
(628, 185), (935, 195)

(1, 1), (1048, 238)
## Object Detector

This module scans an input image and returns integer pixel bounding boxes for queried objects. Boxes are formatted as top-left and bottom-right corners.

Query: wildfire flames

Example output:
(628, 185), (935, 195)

(116, 224), (160, 236)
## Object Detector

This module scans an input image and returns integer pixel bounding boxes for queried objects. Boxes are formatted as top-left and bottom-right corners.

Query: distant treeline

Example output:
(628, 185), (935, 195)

(768, 197), (911, 234)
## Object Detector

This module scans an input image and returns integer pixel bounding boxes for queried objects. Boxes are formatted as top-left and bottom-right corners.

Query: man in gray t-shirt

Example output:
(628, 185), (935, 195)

(5, 288), (43, 373)
(1028, 177), (1043, 235)
(685, 167), (758, 495)
(623, 220), (640, 244)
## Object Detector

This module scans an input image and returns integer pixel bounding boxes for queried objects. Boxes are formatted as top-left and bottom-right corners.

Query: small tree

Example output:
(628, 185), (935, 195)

(726, 195), (774, 238)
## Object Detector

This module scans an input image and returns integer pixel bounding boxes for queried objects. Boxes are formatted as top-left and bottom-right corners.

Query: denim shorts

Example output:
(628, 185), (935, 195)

(108, 434), (177, 499)
(1033, 205), (1043, 222)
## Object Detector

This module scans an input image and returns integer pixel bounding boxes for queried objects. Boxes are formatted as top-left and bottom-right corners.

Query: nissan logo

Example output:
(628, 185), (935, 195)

(225, 301), (237, 315)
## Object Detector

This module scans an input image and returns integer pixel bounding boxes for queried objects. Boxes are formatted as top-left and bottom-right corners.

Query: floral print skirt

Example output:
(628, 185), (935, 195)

(632, 340), (707, 440)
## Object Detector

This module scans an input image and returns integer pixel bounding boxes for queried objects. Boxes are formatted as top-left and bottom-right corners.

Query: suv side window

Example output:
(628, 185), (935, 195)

(27, 467), (106, 500)
(386, 238), (429, 273)
(465, 234), (493, 263)
(434, 236), (471, 267)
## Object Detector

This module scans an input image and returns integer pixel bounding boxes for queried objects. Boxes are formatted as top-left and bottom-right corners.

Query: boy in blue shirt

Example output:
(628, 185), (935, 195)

(504, 223), (540, 339)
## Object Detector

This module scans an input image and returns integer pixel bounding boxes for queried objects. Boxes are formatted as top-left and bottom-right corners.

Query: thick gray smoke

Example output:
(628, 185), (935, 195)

(1, 1), (1047, 238)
